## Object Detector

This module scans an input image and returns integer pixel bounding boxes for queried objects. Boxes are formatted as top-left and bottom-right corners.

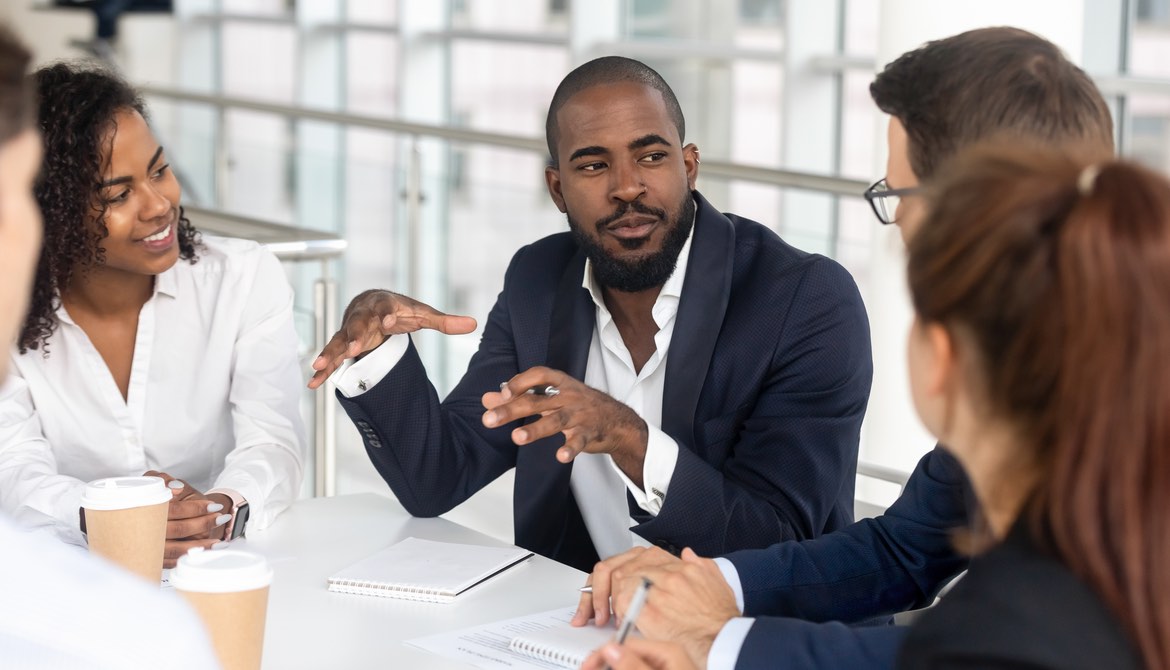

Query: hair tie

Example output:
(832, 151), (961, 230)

(1077, 164), (1103, 196)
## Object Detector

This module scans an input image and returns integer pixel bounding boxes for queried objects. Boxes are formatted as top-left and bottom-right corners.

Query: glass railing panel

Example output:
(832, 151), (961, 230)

(345, 33), (400, 117)
(450, 41), (569, 137)
(346, 0), (398, 24)
(449, 0), (569, 34)
(1125, 95), (1170, 173)
(221, 22), (297, 102)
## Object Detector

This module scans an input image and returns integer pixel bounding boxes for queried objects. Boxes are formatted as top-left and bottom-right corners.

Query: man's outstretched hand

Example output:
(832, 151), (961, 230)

(308, 289), (476, 389)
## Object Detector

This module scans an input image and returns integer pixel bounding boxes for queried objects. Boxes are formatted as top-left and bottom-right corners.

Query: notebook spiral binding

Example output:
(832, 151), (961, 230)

(327, 578), (456, 604)
(509, 637), (582, 668)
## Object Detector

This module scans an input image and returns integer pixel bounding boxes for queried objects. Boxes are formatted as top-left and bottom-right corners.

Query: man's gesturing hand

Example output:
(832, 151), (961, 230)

(308, 289), (476, 389)
(482, 367), (649, 484)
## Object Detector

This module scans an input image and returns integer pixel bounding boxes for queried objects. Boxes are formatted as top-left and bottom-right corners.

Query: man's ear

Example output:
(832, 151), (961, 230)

(683, 143), (699, 190)
(545, 164), (567, 213)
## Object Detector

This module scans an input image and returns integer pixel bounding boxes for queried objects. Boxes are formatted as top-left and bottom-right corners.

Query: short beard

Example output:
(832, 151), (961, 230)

(569, 193), (696, 293)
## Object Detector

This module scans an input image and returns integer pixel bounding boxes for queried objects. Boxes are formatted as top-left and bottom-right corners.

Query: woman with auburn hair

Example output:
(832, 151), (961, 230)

(0, 62), (305, 567)
(895, 145), (1168, 669)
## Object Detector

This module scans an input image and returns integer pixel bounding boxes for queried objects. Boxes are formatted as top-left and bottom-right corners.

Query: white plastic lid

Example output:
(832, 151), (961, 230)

(171, 549), (273, 593)
(80, 476), (172, 511)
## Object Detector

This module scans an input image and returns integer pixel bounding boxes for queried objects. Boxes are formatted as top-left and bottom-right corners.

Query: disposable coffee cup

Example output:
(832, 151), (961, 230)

(172, 549), (273, 670)
(80, 476), (171, 582)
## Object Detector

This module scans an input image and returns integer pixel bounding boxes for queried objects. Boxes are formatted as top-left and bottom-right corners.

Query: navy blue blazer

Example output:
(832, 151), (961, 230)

(727, 446), (972, 669)
(898, 517), (1141, 670)
(338, 192), (872, 572)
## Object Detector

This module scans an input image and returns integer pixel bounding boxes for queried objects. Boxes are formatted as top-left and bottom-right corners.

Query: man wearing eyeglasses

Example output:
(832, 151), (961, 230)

(576, 27), (1116, 670)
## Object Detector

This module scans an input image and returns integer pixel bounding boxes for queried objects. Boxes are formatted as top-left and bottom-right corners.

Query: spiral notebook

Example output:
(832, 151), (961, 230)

(327, 537), (534, 603)
(508, 616), (621, 668)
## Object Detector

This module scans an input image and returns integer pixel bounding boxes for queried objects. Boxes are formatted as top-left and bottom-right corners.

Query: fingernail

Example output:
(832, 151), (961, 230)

(515, 430), (528, 442)
(484, 411), (497, 426)
(215, 514), (232, 526)
(167, 480), (184, 490)
(211, 541), (230, 550)
(313, 355), (324, 366)
(603, 645), (622, 662)
(206, 503), (224, 513)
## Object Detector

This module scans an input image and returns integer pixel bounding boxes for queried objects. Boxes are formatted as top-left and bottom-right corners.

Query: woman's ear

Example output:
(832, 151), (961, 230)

(925, 322), (956, 398)
(908, 317), (961, 441)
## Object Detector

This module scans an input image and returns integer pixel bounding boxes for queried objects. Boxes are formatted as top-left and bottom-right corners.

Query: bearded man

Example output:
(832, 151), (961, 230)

(309, 56), (872, 572)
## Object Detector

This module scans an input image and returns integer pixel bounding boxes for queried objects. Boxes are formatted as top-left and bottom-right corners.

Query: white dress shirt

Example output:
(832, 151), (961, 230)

(335, 222), (694, 560)
(0, 236), (306, 545)
(0, 515), (220, 669)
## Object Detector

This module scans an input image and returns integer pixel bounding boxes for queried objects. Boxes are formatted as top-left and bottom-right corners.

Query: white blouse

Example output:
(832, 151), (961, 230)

(0, 236), (306, 544)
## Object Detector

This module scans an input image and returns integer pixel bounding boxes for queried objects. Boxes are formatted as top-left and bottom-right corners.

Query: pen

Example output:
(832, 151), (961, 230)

(612, 577), (653, 645)
(499, 382), (560, 396)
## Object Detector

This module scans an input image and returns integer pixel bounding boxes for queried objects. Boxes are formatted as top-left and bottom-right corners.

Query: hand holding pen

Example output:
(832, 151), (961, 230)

(612, 577), (652, 644)
(598, 578), (652, 670)
(481, 366), (650, 483)
(576, 546), (739, 669)
(580, 639), (698, 670)
(581, 578), (699, 670)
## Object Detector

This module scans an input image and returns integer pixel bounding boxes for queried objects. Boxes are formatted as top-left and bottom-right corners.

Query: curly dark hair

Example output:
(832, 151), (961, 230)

(21, 62), (201, 353)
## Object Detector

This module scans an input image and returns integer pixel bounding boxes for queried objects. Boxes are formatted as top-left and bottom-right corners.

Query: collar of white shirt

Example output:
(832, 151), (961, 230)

(54, 265), (180, 325)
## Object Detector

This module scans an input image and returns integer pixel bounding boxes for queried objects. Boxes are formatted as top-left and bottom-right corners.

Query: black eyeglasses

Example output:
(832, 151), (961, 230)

(864, 178), (923, 225)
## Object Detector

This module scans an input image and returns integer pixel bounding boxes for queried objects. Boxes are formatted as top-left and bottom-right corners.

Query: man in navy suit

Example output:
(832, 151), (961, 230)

(576, 28), (1117, 670)
(308, 56), (872, 573)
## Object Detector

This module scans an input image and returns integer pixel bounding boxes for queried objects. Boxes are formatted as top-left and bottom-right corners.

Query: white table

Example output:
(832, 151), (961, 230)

(239, 493), (586, 669)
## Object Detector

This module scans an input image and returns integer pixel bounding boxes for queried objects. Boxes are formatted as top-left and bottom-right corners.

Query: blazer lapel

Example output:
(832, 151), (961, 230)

(513, 249), (597, 567)
(661, 191), (735, 449)
(546, 249), (594, 379)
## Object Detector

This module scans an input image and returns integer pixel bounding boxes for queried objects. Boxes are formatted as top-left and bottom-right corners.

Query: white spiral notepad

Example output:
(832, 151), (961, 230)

(326, 537), (534, 603)
(508, 621), (619, 668)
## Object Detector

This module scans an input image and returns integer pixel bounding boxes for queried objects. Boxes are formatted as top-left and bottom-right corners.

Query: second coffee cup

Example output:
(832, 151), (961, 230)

(172, 549), (273, 670)
(80, 475), (171, 582)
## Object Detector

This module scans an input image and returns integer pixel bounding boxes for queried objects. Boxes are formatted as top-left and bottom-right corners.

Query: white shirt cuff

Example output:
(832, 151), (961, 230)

(332, 334), (411, 398)
(708, 617), (755, 670)
(713, 557), (746, 614)
(610, 424), (678, 516)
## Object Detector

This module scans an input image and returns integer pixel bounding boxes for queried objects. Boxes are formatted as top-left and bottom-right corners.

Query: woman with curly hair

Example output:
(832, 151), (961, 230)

(0, 62), (305, 567)
(0, 28), (221, 669)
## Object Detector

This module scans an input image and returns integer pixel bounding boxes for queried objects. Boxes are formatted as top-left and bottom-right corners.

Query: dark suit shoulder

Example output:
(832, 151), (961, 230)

(722, 213), (860, 303)
(504, 232), (579, 284)
(898, 527), (1142, 670)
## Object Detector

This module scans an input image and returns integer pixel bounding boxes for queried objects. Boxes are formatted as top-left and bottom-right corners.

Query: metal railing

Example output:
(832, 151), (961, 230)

(857, 460), (911, 489)
(140, 85), (872, 196)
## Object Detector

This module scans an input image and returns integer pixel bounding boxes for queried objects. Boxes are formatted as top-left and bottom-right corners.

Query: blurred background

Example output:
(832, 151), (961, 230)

(4, 0), (1168, 539)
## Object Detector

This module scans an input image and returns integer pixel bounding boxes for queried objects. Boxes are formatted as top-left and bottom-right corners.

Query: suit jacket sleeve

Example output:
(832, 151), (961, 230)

(335, 249), (534, 517)
(726, 447), (970, 622)
(634, 257), (873, 553)
(735, 618), (906, 670)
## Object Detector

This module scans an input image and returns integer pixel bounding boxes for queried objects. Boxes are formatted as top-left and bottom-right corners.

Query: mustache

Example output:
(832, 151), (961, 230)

(594, 199), (667, 230)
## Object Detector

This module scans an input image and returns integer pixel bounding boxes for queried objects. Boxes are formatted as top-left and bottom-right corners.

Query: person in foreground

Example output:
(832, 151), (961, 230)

(576, 27), (1118, 670)
(308, 56), (872, 572)
(589, 145), (1165, 669)
(0, 62), (305, 566)
(0, 25), (221, 669)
